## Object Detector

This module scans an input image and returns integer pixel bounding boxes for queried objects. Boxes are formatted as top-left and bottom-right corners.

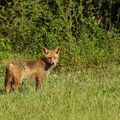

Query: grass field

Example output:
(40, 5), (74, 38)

(0, 63), (120, 120)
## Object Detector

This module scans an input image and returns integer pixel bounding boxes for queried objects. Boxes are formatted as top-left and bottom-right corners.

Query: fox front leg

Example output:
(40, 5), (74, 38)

(35, 75), (44, 91)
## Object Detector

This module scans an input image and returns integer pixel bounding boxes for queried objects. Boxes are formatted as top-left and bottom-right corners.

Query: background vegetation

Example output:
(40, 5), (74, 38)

(0, 0), (120, 69)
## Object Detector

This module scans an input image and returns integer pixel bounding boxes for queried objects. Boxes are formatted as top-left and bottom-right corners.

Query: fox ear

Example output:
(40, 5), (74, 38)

(43, 47), (49, 54)
(55, 47), (60, 54)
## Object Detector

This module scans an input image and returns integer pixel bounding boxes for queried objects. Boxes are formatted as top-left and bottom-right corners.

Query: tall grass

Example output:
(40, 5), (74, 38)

(0, 63), (120, 120)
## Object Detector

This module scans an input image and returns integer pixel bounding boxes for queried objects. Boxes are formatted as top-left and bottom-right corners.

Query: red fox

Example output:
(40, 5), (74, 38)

(4, 47), (60, 93)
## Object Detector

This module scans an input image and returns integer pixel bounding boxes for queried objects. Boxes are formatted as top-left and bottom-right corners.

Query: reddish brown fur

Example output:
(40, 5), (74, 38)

(4, 47), (60, 93)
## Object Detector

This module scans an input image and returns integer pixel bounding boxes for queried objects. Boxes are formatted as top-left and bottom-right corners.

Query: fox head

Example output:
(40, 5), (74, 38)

(43, 47), (60, 66)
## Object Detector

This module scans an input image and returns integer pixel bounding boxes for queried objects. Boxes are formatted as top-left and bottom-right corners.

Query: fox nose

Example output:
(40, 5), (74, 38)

(48, 58), (54, 62)
(48, 58), (54, 65)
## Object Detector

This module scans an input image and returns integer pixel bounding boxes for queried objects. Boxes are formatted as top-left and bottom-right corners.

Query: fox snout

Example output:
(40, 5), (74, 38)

(47, 57), (56, 65)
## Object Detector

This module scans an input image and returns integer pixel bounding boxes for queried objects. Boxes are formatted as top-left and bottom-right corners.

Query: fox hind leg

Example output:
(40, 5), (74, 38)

(12, 78), (20, 93)
(4, 71), (12, 93)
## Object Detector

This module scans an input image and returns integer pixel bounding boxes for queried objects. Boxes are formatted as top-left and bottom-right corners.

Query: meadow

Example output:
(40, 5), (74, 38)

(0, 63), (120, 120)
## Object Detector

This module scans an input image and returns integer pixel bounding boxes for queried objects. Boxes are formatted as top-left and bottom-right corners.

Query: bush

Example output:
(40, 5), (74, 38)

(0, 0), (120, 69)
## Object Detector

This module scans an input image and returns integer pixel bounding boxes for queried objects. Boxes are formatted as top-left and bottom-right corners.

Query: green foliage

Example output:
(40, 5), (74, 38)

(0, 0), (120, 68)
(0, 37), (11, 61)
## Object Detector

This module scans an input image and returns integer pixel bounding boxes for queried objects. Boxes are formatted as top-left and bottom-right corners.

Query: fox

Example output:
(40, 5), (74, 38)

(4, 47), (60, 93)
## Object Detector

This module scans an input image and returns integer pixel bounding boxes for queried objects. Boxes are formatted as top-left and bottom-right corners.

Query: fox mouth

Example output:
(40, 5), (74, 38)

(47, 61), (54, 66)
(50, 62), (54, 66)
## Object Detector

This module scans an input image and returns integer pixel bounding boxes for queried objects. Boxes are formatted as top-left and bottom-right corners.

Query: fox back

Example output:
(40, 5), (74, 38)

(4, 47), (60, 93)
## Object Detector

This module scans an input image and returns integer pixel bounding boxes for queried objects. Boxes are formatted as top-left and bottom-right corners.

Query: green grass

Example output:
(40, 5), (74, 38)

(0, 63), (120, 120)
